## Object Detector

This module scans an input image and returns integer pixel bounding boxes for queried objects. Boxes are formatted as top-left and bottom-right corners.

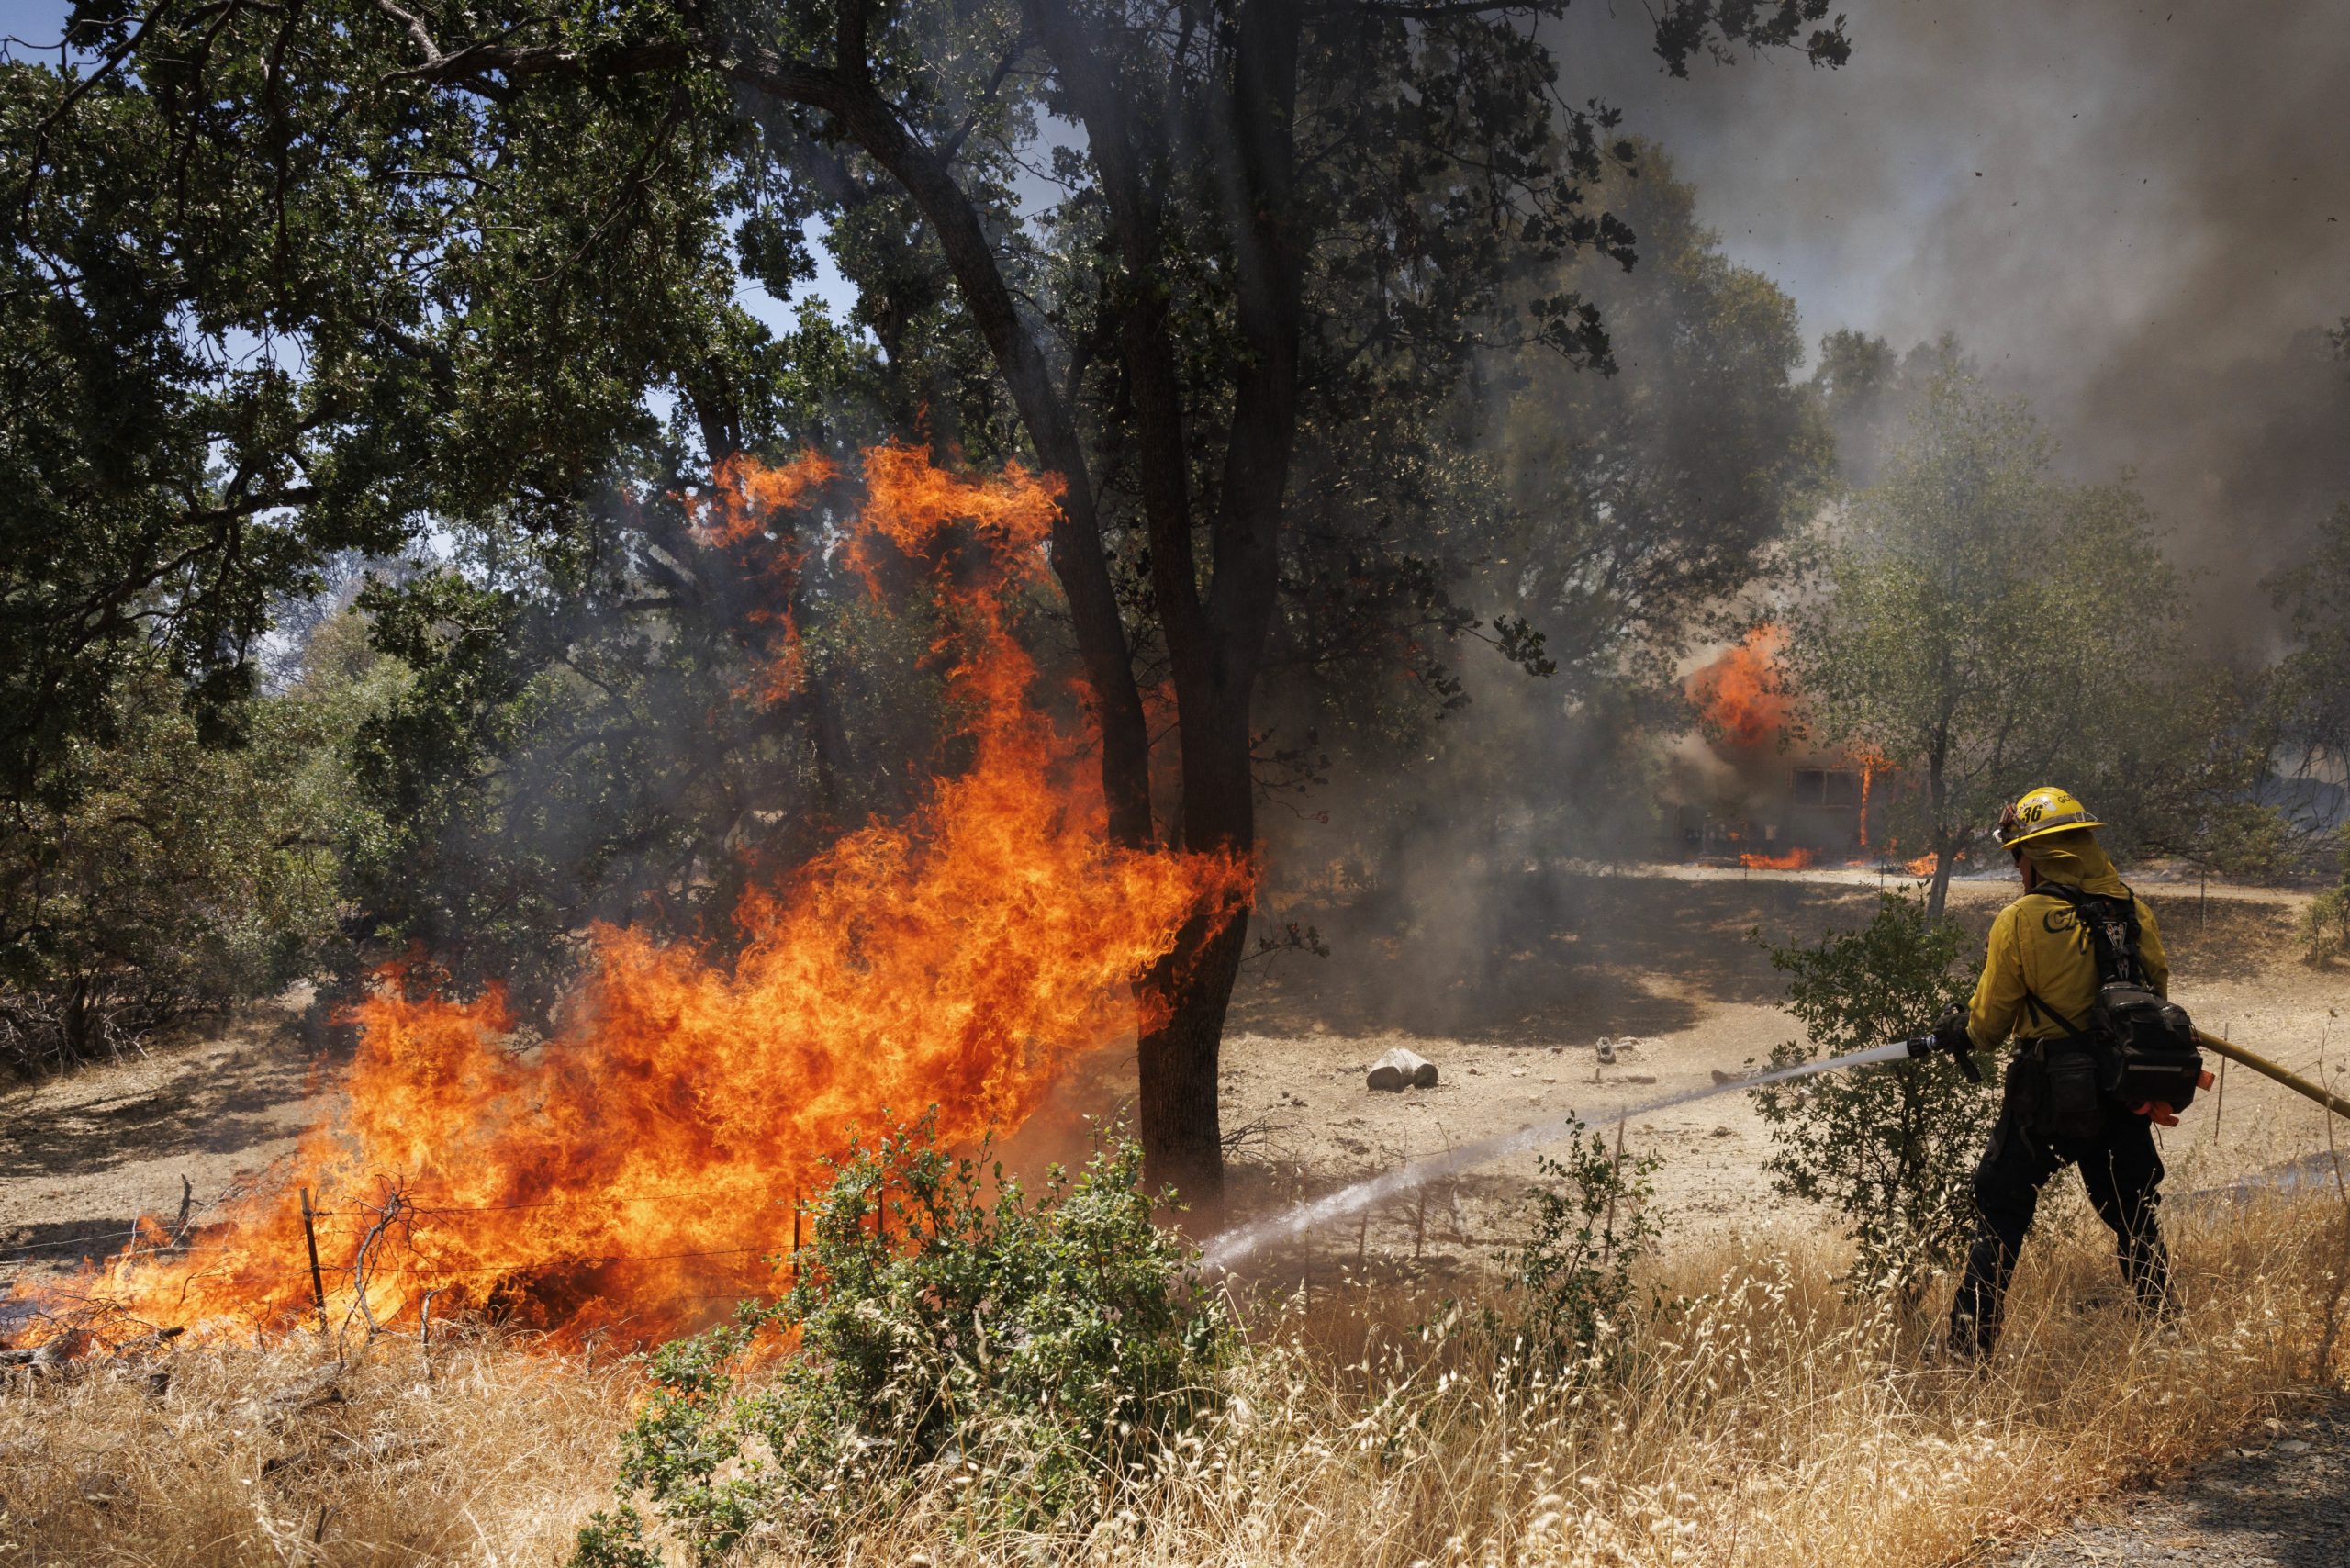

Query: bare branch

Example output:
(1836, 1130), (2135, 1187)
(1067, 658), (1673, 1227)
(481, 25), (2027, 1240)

(370, 0), (442, 62)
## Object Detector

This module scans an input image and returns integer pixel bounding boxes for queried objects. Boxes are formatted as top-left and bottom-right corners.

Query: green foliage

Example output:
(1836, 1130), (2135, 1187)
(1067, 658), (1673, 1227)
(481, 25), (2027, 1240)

(1263, 148), (1835, 889)
(2302, 888), (2350, 967)
(1485, 150), (1835, 689)
(2186, 803), (2301, 882)
(339, 476), (952, 1023)
(1751, 894), (1993, 1310)
(2300, 828), (2350, 966)
(2087, 657), (2288, 879)
(1787, 363), (2258, 913)
(0, 631), (400, 1073)
(581, 1118), (1230, 1561)
(565, 1506), (662, 1568)
(3, 4), (868, 1058)
(0, 0), (801, 801)
(1504, 1119), (1664, 1367)
(2266, 505), (2350, 839)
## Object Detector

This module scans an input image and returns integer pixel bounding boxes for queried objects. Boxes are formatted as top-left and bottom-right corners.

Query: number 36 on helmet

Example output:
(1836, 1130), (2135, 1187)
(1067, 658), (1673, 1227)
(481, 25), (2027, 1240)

(1995, 785), (2106, 849)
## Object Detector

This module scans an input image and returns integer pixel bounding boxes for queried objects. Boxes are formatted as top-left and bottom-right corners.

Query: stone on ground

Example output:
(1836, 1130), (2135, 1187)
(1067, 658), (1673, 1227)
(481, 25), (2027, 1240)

(1367, 1047), (1438, 1092)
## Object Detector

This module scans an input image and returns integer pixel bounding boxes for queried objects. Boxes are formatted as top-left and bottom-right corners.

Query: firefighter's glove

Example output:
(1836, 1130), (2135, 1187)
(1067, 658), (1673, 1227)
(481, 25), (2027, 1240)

(1904, 1004), (1985, 1083)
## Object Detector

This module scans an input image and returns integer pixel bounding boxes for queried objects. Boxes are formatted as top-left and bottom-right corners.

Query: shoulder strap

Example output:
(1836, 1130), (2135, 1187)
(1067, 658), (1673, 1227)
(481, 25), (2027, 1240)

(2020, 986), (2094, 1045)
(2029, 881), (2145, 987)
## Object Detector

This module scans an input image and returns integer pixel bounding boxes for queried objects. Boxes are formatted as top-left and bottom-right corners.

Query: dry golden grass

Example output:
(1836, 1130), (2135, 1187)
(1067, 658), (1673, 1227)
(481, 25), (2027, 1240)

(3, 1188), (2344, 1566)
(0, 1327), (632, 1566)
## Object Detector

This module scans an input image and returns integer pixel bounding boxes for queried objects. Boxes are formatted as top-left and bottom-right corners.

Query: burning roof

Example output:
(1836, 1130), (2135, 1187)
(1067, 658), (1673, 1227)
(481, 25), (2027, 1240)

(1684, 623), (1791, 750)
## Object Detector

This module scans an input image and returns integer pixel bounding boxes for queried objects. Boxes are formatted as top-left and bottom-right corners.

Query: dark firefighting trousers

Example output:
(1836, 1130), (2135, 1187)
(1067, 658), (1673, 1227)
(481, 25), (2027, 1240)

(1947, 1063), (2171, 1356)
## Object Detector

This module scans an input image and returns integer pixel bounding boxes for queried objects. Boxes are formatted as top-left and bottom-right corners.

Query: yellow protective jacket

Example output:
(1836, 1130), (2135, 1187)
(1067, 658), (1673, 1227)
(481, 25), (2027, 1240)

(1965, 830), (2169, 1051)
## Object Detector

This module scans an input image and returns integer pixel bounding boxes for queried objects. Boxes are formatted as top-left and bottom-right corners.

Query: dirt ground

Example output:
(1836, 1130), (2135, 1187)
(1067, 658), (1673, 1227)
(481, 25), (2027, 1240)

(2, 865), (2343, 1294)
(1997, 1398), (2350, 1568)
(0, 1000), (335, 1290)
(1214, 863), (2346, 1274)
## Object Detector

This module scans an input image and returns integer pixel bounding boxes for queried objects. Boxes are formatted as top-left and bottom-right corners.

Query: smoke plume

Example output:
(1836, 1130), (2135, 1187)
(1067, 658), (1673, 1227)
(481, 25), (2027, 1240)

(1550, 0), (2350, 642)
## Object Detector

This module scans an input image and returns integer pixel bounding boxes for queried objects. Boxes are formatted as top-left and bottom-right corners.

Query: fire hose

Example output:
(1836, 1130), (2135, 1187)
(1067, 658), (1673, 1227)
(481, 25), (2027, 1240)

(2192, 1027), (2350, 1122)
(1203, 1024), (2345, 1271)
(1897, 1024), (2350, 1121)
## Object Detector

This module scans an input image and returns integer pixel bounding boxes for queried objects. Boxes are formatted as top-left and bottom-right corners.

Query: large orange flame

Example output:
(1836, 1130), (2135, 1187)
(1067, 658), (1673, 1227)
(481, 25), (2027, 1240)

(1685, 624), (1790, 750)
(21, 447), (1248, 1350)
(1740, 847), (1816, 871)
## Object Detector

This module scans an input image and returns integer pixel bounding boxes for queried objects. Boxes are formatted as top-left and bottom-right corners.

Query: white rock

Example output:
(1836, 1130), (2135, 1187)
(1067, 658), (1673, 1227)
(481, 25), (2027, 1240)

(1367, 1047), (1438, 1092)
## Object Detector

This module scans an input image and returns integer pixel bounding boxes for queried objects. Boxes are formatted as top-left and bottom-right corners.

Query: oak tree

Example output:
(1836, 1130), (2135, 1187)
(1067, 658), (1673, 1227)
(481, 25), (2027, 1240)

(6, 0), (1850, 1206)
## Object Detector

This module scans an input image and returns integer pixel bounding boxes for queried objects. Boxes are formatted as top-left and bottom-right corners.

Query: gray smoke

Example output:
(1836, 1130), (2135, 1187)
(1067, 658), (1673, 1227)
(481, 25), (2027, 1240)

(1550, 0), (2350, 643)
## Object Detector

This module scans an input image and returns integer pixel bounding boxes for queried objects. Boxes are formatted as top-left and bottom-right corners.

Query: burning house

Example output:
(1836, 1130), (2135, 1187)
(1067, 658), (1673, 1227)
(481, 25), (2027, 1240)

(1664, 625), (1888, 868)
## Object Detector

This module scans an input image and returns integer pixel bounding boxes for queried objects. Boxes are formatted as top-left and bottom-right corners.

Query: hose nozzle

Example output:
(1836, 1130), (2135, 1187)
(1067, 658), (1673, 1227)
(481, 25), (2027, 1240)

(1904, 1014), (1984, 1083)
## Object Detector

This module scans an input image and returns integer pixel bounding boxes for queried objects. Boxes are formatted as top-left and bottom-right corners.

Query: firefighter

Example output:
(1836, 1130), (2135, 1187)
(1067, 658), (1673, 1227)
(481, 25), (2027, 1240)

(1933, 786), (2175, 1359)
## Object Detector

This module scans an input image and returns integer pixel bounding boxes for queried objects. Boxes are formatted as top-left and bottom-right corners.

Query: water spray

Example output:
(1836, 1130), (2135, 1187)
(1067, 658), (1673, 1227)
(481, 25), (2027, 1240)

(1200, 1037), (1920, 1272)
(1203, 1024), (2350, 1273)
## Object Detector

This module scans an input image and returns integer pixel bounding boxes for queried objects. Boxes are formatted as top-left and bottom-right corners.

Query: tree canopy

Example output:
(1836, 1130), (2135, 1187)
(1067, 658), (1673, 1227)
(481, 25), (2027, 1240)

(3, 0), (1852, 1193)
(2266, 503), (2350, 833)
(0, 0), (807, 797)
(1788, 362), (2267, 914)
(1258, 146), (1832, 902)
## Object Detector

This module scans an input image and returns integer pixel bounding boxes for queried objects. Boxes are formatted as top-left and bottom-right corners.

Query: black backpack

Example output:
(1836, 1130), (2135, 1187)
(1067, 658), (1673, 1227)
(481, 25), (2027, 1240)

(2022, 881), (2206, 1115)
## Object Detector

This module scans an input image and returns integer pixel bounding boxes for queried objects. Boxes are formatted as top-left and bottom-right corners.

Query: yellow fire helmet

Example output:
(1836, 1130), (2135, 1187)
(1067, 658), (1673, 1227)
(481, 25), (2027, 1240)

(1995, 785), (2107, 850)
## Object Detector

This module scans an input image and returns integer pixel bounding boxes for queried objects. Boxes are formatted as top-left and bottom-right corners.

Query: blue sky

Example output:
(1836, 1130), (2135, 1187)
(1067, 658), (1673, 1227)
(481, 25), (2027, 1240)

(0, 1), (66, 54)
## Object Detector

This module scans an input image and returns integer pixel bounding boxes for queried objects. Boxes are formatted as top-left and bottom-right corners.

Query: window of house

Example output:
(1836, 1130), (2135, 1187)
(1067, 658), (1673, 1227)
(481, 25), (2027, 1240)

(1794, 767), (1859, 808)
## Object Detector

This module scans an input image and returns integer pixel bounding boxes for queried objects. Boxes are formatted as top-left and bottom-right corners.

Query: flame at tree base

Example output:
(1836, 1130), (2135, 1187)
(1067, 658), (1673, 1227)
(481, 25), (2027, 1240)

(22, 448), (1248, 1350)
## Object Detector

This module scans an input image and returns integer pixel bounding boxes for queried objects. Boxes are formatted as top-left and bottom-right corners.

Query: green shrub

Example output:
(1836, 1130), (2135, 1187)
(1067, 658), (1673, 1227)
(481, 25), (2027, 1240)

(2299, 827), (2350, 965)
(1750, 892), (1993, 1312)
(2302, 888), (2350, 966)
(566, 1505), (662, 1568)
(0, 641), (396, 1073)
(578, 1115), (1231, 1562)
(1502, 1118), (1662, 1368)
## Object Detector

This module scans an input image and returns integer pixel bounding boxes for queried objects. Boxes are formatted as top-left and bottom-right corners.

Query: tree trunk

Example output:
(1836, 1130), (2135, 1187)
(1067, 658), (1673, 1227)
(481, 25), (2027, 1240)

(1926, 829), (1955, 921)
(1137, 678), (1259, 1220)
(1032, 0), (1299, 1216)
(1138, 909), (1249, 1219)
(61, 972), (91, 1068)
(1925, 742), (1953, 920)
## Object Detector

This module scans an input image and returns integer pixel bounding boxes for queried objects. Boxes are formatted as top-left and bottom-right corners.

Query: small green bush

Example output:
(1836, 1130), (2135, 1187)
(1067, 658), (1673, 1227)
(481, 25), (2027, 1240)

(1503, 1118), (1662, 1368)
(2299, 828), (2350, 966)
(2305, 888), (2350, 966)
(565, 1505), (661, 1568)
(577, 1115), (1231, 1562)
(1751, 891), (1993, 1312)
